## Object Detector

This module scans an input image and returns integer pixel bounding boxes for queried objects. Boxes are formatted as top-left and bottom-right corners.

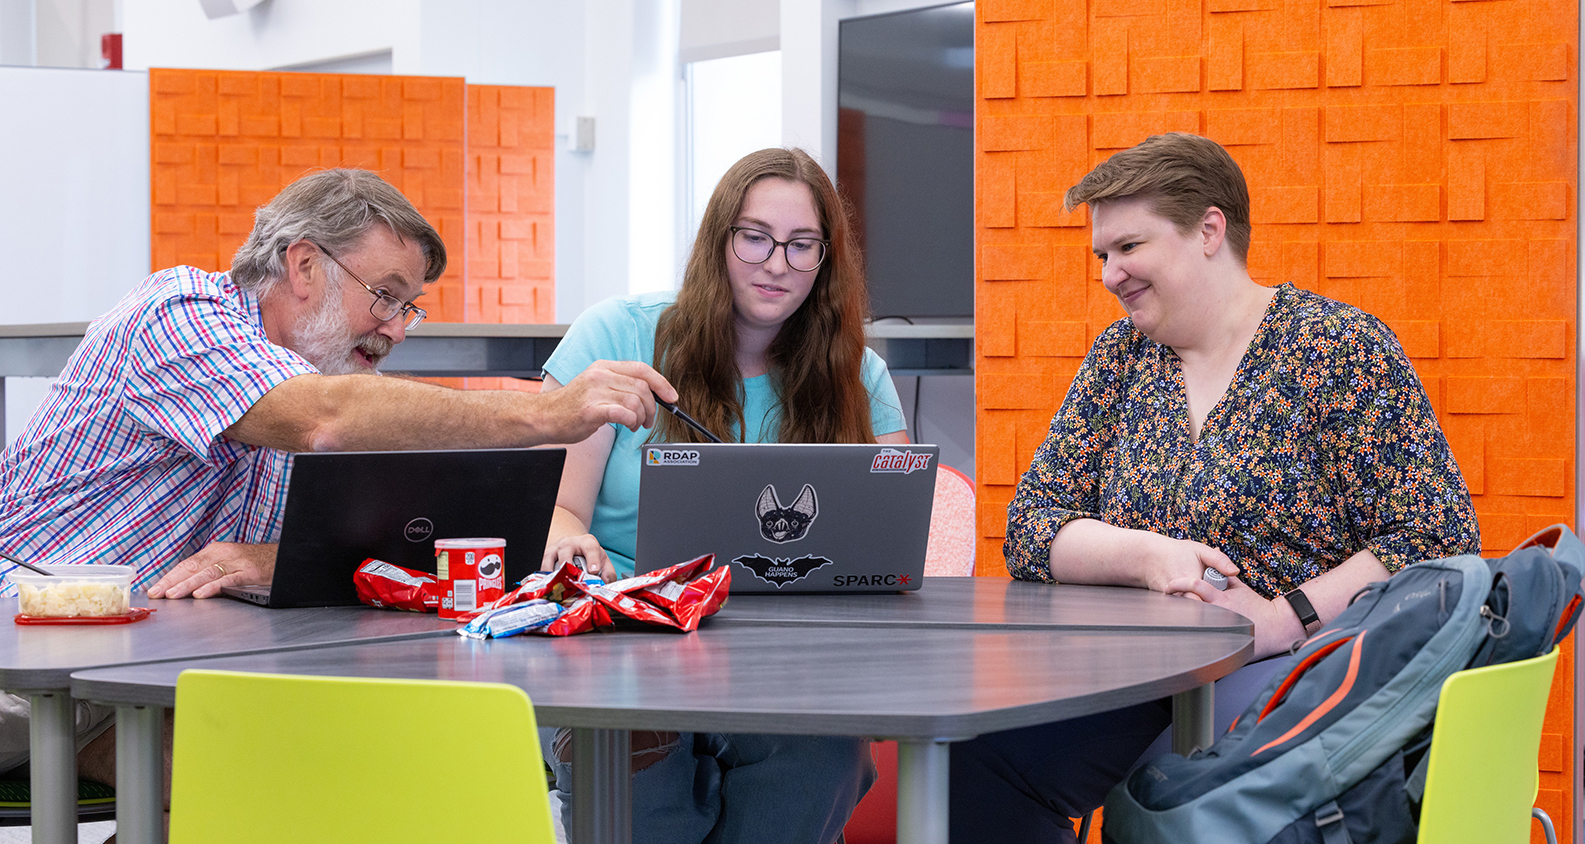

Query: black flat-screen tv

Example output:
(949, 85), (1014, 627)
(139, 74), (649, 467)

(838, 1), (974, 320)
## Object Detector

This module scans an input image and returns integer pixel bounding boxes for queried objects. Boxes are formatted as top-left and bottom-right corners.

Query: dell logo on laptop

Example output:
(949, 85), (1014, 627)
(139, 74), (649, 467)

(404, 518), (435, 542)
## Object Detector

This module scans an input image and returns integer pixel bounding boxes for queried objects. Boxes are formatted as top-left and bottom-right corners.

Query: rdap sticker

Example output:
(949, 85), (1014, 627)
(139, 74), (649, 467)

(646, 447), (700, 466)
(870, 448), (933, 475)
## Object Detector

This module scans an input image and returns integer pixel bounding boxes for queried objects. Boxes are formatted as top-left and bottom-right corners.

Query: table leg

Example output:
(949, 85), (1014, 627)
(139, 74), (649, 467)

(570, 727), (631, 844)
(115, 705), (164, 844)
(1172, 683), (1215, 756)
(896, 739), (950, 844)
(27, 691), (75, 844)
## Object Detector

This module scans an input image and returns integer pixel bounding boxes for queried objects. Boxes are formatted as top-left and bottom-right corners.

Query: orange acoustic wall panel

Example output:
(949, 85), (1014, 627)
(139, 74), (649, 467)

(974, 0), (1577, 836)
(149, 69), (467, 320)
(467, 84), (556, 325)
(149, 69), (554, 332)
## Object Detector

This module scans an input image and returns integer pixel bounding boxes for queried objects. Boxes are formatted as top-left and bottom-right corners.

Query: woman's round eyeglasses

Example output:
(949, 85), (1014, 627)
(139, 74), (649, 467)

(309, 241), (428, 330)
(729, 227), (829, 273)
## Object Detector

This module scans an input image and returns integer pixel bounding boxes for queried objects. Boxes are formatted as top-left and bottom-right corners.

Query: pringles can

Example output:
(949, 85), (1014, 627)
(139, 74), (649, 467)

(434, 538), (507, 620)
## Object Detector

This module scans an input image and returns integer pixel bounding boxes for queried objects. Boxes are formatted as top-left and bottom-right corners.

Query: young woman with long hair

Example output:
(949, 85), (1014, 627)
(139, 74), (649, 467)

(536, 147), (907, 844)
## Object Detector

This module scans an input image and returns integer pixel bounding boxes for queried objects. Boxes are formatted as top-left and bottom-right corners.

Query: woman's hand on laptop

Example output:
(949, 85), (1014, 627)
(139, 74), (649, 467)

(148, 542), (278, 599)
(542, 534), (618, 582)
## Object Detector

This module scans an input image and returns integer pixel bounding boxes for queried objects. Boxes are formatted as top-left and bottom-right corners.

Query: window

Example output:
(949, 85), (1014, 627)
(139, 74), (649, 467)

(683, 50), (782, 253)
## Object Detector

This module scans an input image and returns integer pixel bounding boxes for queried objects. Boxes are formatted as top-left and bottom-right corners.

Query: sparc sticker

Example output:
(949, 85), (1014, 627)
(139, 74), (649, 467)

(647, 447), (701, 466)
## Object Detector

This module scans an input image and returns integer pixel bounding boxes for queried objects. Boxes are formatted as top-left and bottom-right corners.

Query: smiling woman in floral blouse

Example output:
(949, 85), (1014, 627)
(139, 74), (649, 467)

(950, 133), (1479, 844)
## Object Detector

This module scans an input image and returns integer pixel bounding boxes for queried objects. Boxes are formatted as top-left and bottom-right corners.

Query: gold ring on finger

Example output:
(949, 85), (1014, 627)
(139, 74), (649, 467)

(212, 562), (228, 578)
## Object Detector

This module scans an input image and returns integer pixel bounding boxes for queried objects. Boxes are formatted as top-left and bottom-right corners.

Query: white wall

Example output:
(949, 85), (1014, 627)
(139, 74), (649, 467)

(779, 0), (943, 173)
(0, 66), (149, 322)
(680, 0), (778, 63)
(0, 65), (150, 443)
(123, 0), (421, 74)
(37, 0), (115, 68)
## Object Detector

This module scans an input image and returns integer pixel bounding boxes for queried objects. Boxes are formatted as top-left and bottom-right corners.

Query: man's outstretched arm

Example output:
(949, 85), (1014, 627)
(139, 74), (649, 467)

(222, 360), (678, 452)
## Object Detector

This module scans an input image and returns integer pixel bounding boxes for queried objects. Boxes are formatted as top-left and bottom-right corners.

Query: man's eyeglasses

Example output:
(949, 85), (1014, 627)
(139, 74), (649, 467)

(729, 227), (829, 273)
(310, 241), (428, 330)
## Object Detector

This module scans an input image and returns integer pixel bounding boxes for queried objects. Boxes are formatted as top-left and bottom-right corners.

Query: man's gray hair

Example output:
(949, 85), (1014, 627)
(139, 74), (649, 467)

(230, 169), (447, 294)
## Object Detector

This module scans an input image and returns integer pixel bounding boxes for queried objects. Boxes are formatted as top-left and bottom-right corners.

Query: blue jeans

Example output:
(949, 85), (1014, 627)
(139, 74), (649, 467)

(548, 730), (876, 844)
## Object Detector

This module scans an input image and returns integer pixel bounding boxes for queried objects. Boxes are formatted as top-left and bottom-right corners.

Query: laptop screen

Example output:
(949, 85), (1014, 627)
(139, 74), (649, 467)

(256, 448), (565, 608)
(636, 443), (938, 593)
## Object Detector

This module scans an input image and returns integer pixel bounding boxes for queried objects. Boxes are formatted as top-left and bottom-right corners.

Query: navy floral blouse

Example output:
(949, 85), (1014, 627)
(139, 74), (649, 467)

(1004, 284), (1480, 598)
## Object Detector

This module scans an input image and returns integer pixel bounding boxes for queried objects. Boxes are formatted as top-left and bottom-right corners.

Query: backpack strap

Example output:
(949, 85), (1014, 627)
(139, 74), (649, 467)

(1404, 752), (1429, 803)
(1516, 524), (1585, 646)
(1315, 801), (1354, 844)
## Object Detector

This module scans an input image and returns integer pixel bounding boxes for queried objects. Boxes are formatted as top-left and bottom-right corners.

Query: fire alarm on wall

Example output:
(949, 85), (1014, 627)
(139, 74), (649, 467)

(100, 33), (122, 70)
(569, 117), (595, 153)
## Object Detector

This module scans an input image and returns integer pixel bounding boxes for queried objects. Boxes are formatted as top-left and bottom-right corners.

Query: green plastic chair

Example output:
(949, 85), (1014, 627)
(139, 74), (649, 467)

(169, 670), (555, 843)
(1417, 647), (1560, 844)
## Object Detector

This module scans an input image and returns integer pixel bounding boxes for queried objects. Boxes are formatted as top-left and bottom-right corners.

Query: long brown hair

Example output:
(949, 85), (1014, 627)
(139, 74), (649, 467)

(652, 148), (877, 445)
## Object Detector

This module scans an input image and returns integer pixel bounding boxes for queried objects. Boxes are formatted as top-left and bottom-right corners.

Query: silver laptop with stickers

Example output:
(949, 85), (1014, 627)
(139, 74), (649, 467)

(635, 443), (939, 593)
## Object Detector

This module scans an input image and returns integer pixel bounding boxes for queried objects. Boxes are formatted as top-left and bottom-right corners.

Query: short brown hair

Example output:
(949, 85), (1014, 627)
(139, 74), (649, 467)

(1064, 133), (1251, 264)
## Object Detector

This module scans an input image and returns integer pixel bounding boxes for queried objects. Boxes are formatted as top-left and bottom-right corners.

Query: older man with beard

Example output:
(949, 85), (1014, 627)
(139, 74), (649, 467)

(0, 168), (675, 598)
(0, 168), (675, 794)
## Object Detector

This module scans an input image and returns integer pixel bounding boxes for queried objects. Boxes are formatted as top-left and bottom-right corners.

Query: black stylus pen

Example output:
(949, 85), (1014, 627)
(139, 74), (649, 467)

(656, 397), (723, 443)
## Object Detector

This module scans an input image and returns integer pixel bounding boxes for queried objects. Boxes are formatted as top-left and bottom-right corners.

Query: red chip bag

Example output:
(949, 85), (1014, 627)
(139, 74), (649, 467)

(452, 555), (730, 637)
(354, 560), (442, 613)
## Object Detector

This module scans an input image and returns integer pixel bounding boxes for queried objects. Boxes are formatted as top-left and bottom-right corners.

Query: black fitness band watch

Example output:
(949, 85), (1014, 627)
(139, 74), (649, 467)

(1283, 588), (1323, 637)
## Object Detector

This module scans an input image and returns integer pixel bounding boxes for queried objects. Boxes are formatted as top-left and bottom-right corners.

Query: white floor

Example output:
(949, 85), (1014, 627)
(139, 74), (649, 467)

(0, 822), (115, 843)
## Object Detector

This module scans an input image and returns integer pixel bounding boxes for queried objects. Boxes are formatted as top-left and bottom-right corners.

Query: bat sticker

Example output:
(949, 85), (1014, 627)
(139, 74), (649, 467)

(755, 484), (818, 543)
(733, 554), (835, 588)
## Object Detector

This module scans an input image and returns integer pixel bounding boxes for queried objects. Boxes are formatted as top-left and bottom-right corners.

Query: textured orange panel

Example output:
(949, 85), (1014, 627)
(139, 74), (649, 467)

(466, 84), (555, 324)
(974, 0), (1578, 823)
(150, 68), (467, 320)
(150, 70), (555, 397)
(456, 84), (556, 391)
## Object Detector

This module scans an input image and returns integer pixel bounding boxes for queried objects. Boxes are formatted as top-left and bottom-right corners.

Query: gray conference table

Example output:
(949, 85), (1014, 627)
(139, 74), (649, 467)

(72, 603), (1253, 844)
(0, 597), (455, 844)
(717, 576), (1253, 633)
(717, 577), (1253, 765)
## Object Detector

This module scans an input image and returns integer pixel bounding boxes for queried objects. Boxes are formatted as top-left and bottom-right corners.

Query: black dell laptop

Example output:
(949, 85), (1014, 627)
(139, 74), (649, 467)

(222, 448), (565, 609)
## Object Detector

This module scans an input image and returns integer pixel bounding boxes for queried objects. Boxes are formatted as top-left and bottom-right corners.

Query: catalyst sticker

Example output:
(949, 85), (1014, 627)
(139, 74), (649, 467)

(870, 448), (933, 475)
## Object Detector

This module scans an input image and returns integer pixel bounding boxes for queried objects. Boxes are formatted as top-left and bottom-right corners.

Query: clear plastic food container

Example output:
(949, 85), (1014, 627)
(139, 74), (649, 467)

(13, 565), (134, 618)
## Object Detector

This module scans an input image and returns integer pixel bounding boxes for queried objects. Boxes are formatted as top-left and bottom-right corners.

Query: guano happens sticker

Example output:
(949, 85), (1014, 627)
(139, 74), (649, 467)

(733, 554), (834, 588)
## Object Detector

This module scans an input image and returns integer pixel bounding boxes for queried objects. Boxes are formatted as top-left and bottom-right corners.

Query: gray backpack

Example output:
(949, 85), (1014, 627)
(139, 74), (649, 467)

(1102, 525), (1585, 844)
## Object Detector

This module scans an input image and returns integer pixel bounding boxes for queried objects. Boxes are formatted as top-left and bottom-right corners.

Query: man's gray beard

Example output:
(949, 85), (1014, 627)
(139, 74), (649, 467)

(287, 282), (393, 376)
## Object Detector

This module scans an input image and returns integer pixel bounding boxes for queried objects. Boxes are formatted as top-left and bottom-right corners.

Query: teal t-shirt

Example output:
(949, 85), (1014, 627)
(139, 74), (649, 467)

(542, 291), (907, 576)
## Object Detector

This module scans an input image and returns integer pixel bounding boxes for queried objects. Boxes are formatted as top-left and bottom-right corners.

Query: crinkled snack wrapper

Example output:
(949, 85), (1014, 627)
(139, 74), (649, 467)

(457, 554), (729, 638)
(353, 559), (442, 613)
